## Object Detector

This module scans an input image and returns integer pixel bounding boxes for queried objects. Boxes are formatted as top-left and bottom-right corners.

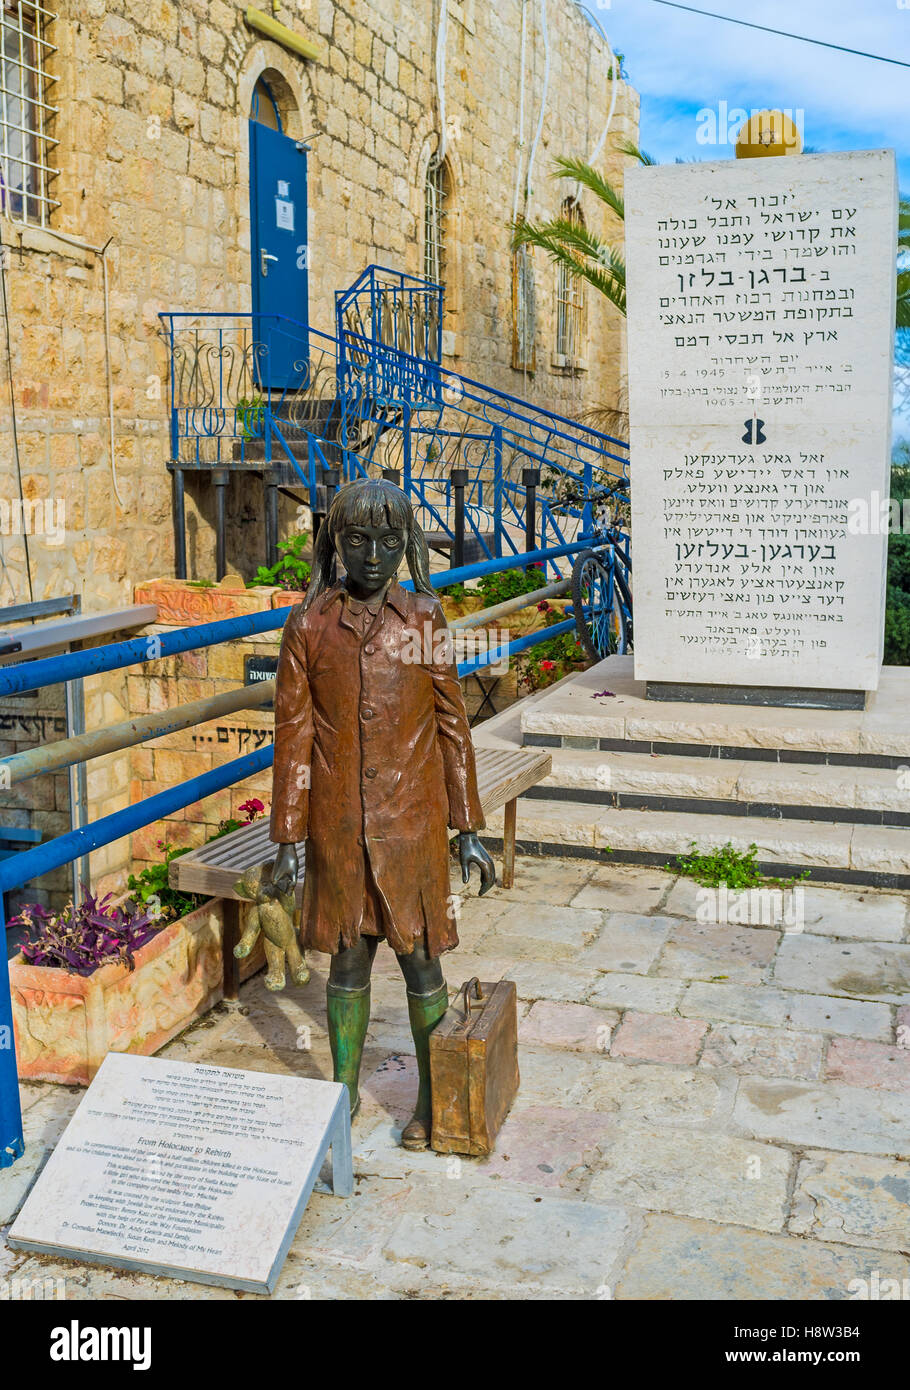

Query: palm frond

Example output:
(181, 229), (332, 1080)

(511, 218), (626, 315)
(550, 156), (624, 221)
(897, 269), (910, 332)
(613, 137), (656, 166)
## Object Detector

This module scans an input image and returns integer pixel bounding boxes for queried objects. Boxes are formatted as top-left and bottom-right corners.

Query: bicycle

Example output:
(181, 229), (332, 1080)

(551, 476), (633, 660)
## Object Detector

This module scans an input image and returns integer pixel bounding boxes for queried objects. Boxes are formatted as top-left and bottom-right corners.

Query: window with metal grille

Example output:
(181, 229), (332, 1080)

(0, 1), (58, 225)
(424, 156), (450, 289)
(512, 242), (536, 371)
(555, 197), (587, 363)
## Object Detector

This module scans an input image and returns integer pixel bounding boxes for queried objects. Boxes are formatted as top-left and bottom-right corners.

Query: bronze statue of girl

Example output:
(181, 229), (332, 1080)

(270, 478), (494, 1149)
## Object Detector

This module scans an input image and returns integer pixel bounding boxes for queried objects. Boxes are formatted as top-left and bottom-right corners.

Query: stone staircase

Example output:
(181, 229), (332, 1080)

(474, 656), (910, 889)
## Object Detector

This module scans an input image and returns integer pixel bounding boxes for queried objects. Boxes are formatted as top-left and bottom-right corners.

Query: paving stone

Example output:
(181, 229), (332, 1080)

(657, 918), (779, 985)
(588, 1125), (792, 1232)
(825, 1038), (910, 1093)
(569, 866), (672, 915)
(799, 886), (909, 942)
(680, 981), (893, 1041)
(897, 1004), (910, 1048)
(581, 1058), (734, 1127)
(504, 960), (592, 1003)
(478, 902), (602, 962)
(774, 936), (910, 1004)
(732, 1078), (910, 1157)
(518, 1000), (618, 1052)
(488, 855), (596, 906)
(481, 1105), (616, 1189)
(699, 1025), (824, 1080)
(578, 912), (674, 973)
(663, 877), (909, 942)
(382, 1183), (637, 1293)
(611, 1012), (707, 1066)
(587, 972), (684, 1015)
(790, 1151), (910, 1252)
(661, 876), (803, 930)
(615, 1212), (910, 1300)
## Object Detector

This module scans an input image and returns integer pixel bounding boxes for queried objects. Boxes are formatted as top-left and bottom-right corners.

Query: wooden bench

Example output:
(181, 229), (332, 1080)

(170, 745), (551, 997)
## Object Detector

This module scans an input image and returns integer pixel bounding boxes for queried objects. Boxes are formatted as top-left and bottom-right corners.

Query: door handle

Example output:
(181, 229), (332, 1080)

(260, 249), (279, 276)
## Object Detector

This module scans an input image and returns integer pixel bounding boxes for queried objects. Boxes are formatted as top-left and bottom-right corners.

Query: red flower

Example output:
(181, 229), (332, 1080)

(540, 659), (556, 671)
(537, 600), (550, 612)
(238, 797), (265, 822)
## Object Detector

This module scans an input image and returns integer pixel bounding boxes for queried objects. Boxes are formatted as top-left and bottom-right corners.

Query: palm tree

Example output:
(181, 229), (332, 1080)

(511, 140), (650, 321)
(898, 199), (910, 331)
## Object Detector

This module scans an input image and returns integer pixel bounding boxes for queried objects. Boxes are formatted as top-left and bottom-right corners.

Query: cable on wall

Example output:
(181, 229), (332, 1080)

(524, 0), (551, 209)
(0, 226), (35, 604)
(435, 0), (449, 166)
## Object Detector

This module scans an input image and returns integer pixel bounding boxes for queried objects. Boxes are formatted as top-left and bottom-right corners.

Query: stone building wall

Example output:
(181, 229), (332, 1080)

(0, 0), (637, 900)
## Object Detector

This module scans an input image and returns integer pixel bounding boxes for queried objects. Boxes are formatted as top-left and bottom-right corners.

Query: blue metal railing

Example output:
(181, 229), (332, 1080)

(158, 304), (630, 569)
(336, 264), (443, 407)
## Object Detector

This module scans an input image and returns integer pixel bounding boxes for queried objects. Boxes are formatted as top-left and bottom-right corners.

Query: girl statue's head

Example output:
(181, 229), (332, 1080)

(303, 477), (434, 609)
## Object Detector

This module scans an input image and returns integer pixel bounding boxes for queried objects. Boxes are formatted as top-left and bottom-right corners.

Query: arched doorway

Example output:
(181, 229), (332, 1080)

(248, 69), (309, 387)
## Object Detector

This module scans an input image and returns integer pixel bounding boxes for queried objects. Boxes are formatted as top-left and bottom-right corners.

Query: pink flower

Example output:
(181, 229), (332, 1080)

(537, 600), (550, 612)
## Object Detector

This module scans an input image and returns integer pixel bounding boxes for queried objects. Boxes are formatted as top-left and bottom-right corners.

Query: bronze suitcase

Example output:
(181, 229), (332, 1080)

(430, 978), (520, 1156)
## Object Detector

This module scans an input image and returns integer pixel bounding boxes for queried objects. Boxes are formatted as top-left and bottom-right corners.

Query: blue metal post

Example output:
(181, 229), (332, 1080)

(493, 425), (503, 558)
(0, 897), (24, 1170)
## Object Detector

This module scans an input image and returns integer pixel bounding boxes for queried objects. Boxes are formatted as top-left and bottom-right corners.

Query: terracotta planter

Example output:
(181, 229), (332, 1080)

(8, 899), (233, 1086)
(270, 589), (307, 610)
(134, 576), (279, 625)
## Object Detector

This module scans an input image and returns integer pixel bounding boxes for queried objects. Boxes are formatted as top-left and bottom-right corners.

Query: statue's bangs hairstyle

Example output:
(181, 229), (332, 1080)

(302, 477), (435, 610)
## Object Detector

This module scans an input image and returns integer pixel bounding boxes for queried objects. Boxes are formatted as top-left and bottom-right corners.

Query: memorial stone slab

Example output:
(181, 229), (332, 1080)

(8, 1053), (352, 1294)
(625, 150), (898, 699)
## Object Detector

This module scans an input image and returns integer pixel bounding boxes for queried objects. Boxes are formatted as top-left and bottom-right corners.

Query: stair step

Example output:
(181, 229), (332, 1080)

(480, 797), (910, 888)
(519, 656), (910, 765)
(536, 747), (910, 821)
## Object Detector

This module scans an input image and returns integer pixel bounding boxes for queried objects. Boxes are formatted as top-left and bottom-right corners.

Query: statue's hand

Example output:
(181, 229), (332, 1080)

(271, 842), (299, 896)
(458, 831), (496, 897)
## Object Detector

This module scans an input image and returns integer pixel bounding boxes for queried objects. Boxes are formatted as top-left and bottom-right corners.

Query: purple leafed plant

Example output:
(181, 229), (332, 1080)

(9, 892), (163, 977)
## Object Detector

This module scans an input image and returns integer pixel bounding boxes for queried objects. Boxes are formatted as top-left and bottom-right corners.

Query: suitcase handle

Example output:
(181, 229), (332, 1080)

(458, 977), (484, 1023)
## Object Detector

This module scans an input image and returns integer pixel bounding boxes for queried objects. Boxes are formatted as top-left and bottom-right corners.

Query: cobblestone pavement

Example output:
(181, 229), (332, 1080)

(3, 858), (910, 1300)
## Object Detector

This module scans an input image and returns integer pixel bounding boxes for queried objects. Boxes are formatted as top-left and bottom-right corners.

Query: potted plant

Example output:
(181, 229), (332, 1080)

(248, 533), (311, 608)
(6, 889), (230, 1085)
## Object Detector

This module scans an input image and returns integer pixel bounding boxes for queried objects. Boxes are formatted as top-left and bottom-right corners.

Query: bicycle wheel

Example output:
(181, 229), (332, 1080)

(571, 549), (629, 661)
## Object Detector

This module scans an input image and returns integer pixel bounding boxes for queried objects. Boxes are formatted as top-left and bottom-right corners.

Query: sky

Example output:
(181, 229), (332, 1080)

(578, 0), (910, 438)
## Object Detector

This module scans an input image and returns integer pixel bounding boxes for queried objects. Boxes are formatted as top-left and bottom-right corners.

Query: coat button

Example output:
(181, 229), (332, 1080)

(364, 645), (375, 655)
(362, 708), (374, 720)
(364, 767), (378, 778)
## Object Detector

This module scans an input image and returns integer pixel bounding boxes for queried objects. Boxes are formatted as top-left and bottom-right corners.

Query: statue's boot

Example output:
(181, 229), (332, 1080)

(401, 982), (449, 1150)
(326, 982), (371, 1118)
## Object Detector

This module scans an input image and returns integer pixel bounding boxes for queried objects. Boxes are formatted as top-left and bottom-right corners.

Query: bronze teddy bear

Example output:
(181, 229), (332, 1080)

(232, 861), (310, 992)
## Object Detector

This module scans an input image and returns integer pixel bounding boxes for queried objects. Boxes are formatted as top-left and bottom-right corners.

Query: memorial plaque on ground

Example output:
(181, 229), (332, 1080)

(625, 149), (897, 698)
(8, 1053), (352, 1293)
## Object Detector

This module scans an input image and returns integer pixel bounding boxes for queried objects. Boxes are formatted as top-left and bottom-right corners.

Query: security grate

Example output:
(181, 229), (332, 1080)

(0, 1), (58, 226)
(424, 156), (449, 289)
(512, 242), (536, 371)
(555, 198), (587, 361)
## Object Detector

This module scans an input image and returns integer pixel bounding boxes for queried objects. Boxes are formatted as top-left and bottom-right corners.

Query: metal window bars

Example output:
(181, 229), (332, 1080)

(0, 1), (58, 226)
(555, 199), (587, 362)
(512, 243), (536, 372)
(424, 156), (448, 289)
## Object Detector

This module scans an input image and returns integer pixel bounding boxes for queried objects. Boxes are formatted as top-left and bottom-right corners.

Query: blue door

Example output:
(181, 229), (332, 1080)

(249, 119), (309, 390)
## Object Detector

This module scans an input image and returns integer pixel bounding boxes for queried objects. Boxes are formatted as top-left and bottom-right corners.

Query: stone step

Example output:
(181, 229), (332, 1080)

(535, 747), (910, 825)
(519, 656), (910, 766)
(480, 797), (910, 889)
